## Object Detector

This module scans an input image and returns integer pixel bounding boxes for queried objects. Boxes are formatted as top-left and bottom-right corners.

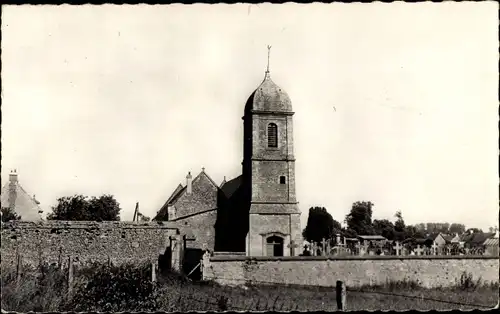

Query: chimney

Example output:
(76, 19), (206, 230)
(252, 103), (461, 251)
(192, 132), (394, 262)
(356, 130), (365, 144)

(186, 171), (193, 194)
(8, 170), (18, 210)
(9, 169), (18, 185)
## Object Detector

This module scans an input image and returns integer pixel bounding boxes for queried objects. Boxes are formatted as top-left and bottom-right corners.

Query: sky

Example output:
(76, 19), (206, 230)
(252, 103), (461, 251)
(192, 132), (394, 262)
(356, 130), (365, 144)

(1, 3), (498, 231)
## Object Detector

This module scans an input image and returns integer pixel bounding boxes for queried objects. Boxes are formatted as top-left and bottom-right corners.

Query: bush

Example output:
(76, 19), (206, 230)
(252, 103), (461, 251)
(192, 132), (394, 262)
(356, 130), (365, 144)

(1, 263), (67, 312)
(65, 262), (161, 312)
(457, 271), (482, 291)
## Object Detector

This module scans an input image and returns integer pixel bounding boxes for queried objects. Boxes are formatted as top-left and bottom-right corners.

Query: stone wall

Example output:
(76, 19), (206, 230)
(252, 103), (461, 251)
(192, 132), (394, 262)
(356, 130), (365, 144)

(202, 255), (500, 288)
(1, 221), (179, 268)
(176, 210), (217, 251)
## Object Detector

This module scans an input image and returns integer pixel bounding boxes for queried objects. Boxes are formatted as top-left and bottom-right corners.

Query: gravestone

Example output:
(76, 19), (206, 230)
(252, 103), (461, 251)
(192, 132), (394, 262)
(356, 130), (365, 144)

(414, 245), (424, 256)
(393, 241), (402, 256)
(431, 243), (439, 255)
(321, 238), (328, 254)
(287, 240), (299, 256)
(311, 242), (317, 256)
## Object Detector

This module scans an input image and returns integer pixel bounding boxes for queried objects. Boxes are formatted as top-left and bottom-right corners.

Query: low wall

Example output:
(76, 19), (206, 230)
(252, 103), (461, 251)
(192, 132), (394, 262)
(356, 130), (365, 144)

(1, 221), (179, 268)
(202, 255), (500, 288)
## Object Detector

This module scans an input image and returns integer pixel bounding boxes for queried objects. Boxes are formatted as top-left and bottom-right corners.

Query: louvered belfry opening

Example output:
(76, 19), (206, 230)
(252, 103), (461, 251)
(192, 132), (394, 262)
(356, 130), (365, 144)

(267, 123), (278, 148)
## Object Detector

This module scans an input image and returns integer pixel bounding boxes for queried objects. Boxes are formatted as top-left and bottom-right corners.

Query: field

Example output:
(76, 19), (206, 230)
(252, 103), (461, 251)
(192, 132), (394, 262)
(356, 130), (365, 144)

(1, 262), (498, 312)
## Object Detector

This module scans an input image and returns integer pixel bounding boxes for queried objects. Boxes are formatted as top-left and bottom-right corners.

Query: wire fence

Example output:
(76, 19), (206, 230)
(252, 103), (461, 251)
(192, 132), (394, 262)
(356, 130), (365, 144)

(195, 273), (498, 311)
(2, 255), (498, 312)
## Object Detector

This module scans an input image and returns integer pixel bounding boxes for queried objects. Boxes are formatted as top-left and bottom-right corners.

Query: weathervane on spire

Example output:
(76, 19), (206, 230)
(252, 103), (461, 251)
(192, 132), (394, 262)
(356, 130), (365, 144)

(266, 45), (272, 73)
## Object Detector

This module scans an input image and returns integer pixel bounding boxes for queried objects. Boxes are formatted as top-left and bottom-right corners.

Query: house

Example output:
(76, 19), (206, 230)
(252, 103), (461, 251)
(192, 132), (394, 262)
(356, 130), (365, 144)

(357, 235), (387, 247)
(459, 232), (496, 249)
(482, 230), (499, 256)
(427, 232), (458, 246)
(483, 237), (499, 256)
(1, 170), (43, 221)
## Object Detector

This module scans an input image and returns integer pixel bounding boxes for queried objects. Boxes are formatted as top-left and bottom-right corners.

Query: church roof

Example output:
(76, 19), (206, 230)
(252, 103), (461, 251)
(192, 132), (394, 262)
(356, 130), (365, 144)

(166, 184), (184, 204)
(245, 71), (293, 114)
(220, 175), (242, 199)
(1, 172), (43, 221)
(154, 169), (219, 220)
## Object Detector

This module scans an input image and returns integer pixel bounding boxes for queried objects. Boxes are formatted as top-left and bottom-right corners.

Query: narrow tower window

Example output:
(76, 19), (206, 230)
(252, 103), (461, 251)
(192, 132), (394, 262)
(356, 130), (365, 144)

(280, 176), (286, 184)
(267, 123), (278, 148)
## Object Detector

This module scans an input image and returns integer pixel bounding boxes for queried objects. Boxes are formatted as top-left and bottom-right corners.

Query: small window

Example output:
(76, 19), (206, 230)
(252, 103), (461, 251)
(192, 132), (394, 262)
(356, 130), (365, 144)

(280, 176), (286, 184)
(268, 123), (278, 148)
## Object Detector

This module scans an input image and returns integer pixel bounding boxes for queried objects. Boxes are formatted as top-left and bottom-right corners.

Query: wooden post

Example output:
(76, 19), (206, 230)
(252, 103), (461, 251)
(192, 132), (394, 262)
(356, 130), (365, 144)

(151, 261), (157, 284)
(58, 247), (63, 269)
(16, 254), (22, 289)
(68, 256), (74, 299)
(336, 280), (346, 311)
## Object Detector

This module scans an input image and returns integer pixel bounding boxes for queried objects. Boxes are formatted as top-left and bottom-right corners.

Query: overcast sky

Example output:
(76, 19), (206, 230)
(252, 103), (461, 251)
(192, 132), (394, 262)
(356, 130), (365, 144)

(1, 3), (498, 230)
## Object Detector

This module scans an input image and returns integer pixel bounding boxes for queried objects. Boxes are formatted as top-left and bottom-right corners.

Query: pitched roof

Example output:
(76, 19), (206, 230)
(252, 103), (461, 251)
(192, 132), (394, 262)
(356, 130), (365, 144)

(426, 233), (441, 241)
(428, 233), (454, 243)
(166, 184), (184, 205)
(484, 238), (499, 246)
(441, 234), (455, 242)
(1, 180), (42, 221)
(461, 232), (495, 245)
(358, 235), (387, 240)
(220, 175), (242, 199)
(153, 169), (219, 220)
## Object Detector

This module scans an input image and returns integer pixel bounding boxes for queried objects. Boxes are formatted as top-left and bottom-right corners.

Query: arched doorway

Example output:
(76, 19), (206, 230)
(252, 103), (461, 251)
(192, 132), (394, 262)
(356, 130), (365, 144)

(266, 235), (284, 257)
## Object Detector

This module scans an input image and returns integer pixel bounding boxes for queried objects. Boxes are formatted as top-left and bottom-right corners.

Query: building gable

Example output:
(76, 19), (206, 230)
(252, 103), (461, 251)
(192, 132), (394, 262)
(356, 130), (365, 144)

(173, 171), (218, 219)
(1, 178), (42, 221)
(154, 170), (219, 221)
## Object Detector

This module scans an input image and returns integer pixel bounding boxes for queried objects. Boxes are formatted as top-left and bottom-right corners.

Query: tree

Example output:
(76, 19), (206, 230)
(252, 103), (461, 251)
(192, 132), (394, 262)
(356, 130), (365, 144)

(373, 219), (395, 240)
(465, 227), (483, 234)
(345, 201), (375, 235)
(394, 211), (405, 232)
(449, 223), (466, 235)
(47, 194), (121, 221)
(341, 227), (358, 239)
(87, 195), (121, 221)
(302, 207), (341, 243)
(1, 207), (21, 222)
(403, 225), (424, 240)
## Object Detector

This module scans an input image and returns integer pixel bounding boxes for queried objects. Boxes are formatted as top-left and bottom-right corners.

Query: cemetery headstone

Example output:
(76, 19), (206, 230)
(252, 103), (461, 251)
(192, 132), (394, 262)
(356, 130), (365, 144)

(393, 241), (402, 256)
(321, 238), (328, 254)
(311, 242), (317, 256)
(287, 240), (299, 256)
(431, 243), (439, 255)
(414, 245), (424, 256)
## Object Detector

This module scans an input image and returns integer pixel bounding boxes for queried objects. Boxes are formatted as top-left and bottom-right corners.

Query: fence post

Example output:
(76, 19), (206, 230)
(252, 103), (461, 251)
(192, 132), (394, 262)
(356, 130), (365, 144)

(68, 256), (74, 299)
(151, 261), (157, 284)
(336, 280), (346, 311)
(58, 247), (63, 269)
(16, 254), (23, 289)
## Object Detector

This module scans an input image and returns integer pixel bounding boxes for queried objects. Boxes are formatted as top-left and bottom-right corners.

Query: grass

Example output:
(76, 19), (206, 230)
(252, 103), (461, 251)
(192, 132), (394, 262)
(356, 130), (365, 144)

(1, 262), (498, 312)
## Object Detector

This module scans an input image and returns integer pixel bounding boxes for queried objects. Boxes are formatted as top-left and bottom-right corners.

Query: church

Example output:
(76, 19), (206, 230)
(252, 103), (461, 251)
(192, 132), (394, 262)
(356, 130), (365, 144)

(154, 50), (302, 257)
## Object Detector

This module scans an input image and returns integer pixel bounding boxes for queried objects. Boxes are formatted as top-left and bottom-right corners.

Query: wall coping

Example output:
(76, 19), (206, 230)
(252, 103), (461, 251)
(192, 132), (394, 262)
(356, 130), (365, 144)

(1, 220), (179, 230)
(209, 255), (500, 262)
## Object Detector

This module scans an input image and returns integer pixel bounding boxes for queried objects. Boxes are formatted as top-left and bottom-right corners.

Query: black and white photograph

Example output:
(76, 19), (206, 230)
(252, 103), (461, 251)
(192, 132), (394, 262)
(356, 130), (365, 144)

(1, 2), (498, 312)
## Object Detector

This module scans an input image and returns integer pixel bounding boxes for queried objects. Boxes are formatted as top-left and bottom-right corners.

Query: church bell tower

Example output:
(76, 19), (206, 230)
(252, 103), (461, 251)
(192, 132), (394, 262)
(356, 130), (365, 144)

(242, 46), (302, 257)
